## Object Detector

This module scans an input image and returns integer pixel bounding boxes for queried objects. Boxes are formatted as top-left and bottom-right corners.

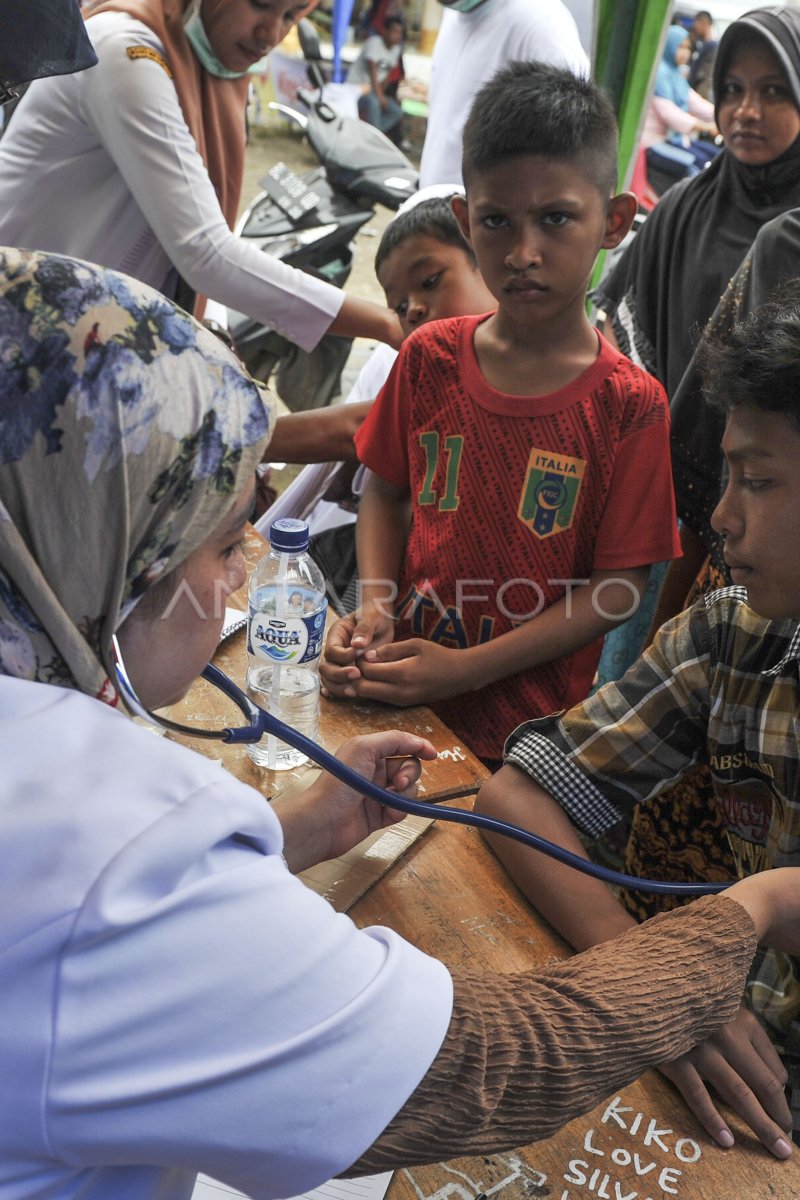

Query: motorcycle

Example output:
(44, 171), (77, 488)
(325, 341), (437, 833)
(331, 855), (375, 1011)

(631, 135), (722, 214)
(227, 36), (419, 411)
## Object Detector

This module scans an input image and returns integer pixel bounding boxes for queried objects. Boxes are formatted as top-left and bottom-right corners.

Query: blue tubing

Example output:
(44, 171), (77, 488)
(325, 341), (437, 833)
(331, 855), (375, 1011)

(247, 695), (729, 898)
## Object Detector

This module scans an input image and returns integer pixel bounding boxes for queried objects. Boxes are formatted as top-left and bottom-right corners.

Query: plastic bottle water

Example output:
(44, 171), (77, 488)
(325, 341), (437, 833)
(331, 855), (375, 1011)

(246, 518), (326, 770)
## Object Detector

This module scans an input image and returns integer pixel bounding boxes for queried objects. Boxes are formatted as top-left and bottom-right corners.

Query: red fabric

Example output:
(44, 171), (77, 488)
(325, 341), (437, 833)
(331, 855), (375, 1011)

(630, 145), (659, 213)
(355, 315), (680, 760)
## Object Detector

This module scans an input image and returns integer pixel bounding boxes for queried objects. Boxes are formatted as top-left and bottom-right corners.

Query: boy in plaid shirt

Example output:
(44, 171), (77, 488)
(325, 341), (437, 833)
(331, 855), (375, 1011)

(477, 290), (800, 1158)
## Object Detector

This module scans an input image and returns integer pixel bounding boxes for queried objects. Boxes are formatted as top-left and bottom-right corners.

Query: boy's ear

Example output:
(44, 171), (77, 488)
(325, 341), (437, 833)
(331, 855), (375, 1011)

(602, 191), (638, 250)
(451, 194), (473, 244)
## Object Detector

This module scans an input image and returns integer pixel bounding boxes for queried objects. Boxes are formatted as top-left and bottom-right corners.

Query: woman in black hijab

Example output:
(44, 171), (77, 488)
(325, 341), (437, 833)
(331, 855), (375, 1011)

(0, 0), (96, 101)
(594, 6), (800, 677)
(596, 8), (800, 918)
(596, 6), (800, 400)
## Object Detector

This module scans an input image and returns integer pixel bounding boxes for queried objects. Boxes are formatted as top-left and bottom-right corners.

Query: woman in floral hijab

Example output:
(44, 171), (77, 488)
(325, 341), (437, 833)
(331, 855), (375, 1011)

(0, 245), (272, 698)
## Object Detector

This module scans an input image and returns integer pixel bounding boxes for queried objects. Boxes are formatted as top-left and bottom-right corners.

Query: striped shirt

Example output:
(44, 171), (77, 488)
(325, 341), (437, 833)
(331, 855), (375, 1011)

(506, 585), (800, 1124)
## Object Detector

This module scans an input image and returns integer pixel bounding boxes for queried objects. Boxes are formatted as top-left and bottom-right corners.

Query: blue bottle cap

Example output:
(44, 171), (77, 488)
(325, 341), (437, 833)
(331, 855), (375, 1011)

(269, 517), (310, 553)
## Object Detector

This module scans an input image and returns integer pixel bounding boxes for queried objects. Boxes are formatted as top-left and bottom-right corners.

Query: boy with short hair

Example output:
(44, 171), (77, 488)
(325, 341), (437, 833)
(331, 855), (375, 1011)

(374, 190), (488, 339)
(321, 62), (681, 765)
(265, 190), (495, 571)
(475, 290), (800, 1155)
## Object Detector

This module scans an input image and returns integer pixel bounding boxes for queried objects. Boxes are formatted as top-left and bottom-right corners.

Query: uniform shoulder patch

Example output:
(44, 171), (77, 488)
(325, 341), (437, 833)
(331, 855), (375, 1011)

(126, 45), (173, 77)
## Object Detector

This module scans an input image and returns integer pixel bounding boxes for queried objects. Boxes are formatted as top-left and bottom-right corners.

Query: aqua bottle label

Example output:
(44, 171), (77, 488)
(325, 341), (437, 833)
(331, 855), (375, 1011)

(247, 586), (325, 665)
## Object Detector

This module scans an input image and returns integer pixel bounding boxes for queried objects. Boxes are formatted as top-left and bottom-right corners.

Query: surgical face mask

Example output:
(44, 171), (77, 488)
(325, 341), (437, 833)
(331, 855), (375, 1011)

(439, 0), (490, 12)
(185, 9), (247, 79)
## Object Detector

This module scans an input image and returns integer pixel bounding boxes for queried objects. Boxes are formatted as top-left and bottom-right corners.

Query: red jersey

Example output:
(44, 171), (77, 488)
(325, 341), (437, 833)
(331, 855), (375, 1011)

(355, 315), (680, 761)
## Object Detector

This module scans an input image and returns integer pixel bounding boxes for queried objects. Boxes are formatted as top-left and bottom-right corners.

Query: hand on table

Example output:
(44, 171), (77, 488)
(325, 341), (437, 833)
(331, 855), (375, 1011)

(322, 621), (470, 706)
(659, 1003), (791, 1159)
(347, 638), (469, 706)
(320, 605), (395, 697)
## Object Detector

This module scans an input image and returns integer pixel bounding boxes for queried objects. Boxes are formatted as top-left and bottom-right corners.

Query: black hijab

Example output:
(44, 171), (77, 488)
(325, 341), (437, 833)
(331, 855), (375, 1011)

(0, 0), (96, 90)
(671, 207), (800, 555)
(595, 6), (800, 399)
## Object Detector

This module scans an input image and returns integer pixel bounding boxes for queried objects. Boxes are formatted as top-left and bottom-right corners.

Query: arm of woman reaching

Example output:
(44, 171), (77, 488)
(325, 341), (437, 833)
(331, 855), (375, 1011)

(267, 728), (797, 1164)
(474, 760), (793, 1159)
(84, 27), (402, 352)
(347, 873), (799, 1174)
(265, 401), (372, 465)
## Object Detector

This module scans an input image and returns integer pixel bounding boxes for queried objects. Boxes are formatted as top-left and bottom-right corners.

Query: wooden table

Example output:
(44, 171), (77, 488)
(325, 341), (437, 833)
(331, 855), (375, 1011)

(164, 526), (489, 909)
(170, 526), (800, 1198)
(353, 815), (800, 1200)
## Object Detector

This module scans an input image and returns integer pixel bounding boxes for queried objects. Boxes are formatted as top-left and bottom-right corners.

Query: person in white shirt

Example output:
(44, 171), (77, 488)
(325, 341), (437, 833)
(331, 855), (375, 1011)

(347, 14), (404, 136)
(419, 0), (589, 188)
(0, 0), (401, 356)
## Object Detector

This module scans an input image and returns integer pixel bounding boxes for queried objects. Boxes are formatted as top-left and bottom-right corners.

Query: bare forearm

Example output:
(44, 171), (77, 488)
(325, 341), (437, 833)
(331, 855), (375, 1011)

(457, 567), (649, 693)
(475, 764), (635, 951)
(264, 402), (371, 464)
(328, 294), (403, 348)
(356, 486), (410, 611)
(271, 786), (334, 873)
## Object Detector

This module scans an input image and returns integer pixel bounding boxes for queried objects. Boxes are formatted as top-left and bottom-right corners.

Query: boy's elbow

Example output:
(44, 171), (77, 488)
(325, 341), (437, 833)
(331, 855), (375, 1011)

(474, 761), (546, 823)
(592, 565), (650, 623)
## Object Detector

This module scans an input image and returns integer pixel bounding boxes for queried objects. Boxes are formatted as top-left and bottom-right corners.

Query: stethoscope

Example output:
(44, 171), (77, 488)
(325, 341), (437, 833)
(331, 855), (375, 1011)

(112, 637), (729, 897)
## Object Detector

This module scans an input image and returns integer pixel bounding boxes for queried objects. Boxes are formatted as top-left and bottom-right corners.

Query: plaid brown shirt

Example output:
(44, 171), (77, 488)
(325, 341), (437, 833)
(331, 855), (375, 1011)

(505, 585), (800, 1127)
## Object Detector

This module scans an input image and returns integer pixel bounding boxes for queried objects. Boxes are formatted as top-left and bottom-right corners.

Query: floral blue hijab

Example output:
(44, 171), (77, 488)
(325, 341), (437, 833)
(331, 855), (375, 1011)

(0, 247), (272, 699)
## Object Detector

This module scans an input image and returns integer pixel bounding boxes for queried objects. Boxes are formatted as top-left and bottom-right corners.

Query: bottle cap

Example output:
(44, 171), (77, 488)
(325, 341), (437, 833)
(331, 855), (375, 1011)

(269, 517), (310, 553)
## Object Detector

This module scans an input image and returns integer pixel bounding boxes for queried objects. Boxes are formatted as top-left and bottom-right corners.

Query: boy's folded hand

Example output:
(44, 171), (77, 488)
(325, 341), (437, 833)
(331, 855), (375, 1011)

(320, 607), (395, 698)
(352, 639), (469, 706)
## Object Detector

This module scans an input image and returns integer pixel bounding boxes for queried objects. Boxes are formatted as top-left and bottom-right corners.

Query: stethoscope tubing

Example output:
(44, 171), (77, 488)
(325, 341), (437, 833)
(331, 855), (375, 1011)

(231, 673), (729, 898)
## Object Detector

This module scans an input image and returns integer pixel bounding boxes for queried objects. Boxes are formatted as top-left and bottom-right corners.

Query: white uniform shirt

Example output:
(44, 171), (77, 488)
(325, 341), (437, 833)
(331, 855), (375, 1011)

(0, 676), (452, 1199)
(347, 35), (403, 89)
(0, 13), (343, 352)
(418, 0), (589, 189)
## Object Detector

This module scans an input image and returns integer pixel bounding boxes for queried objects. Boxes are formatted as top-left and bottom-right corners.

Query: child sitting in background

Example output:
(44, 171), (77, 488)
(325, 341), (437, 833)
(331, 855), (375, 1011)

(347, 14), (405, 141)
(321, 62), (682, 767)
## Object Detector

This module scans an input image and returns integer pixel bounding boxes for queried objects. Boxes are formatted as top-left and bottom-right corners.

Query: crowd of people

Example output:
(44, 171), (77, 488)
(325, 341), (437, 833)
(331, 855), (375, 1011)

(4, 1), (800, 1196)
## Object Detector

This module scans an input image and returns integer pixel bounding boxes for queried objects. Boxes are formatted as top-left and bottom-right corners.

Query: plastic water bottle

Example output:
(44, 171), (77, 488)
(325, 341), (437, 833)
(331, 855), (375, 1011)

(246, 518), (326, 770)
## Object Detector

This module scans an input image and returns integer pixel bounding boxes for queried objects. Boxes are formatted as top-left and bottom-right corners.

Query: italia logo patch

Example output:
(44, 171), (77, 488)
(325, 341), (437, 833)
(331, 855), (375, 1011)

(518, 447), (586, 538)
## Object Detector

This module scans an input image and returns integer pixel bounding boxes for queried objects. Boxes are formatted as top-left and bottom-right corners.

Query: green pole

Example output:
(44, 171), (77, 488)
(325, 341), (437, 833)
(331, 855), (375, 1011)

(595, 0), (673, 188)
(590, 0), (673, 290)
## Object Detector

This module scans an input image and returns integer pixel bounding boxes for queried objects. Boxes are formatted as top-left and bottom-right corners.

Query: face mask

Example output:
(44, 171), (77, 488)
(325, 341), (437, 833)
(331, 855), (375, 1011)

(441, 0), (489, 12)
(185, 9), (248, 79)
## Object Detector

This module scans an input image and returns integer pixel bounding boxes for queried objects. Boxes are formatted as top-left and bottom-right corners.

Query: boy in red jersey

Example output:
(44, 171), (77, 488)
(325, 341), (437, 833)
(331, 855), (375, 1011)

(321, 62), (682, 765)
